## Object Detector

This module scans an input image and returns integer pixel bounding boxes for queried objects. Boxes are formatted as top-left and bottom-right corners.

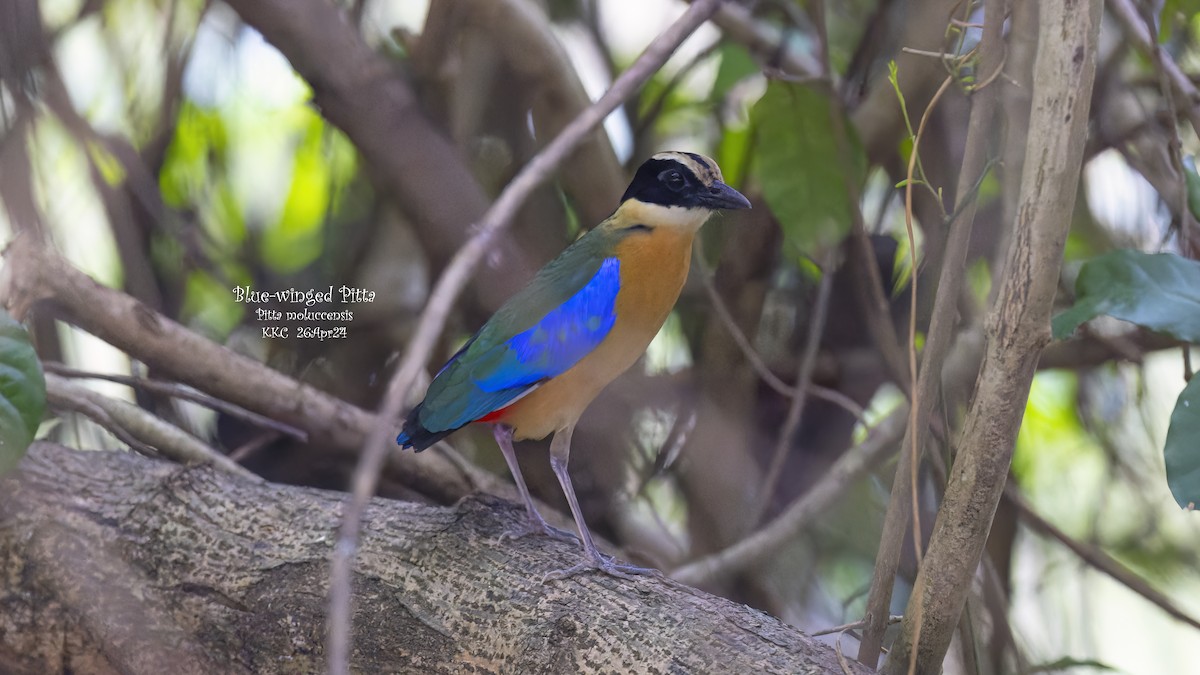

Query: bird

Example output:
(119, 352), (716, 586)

(397, 151), (751, 579)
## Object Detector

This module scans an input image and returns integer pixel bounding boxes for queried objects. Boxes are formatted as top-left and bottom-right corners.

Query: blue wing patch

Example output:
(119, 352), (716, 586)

(474, 257), (619, 391)
(414, 257), (621, 434)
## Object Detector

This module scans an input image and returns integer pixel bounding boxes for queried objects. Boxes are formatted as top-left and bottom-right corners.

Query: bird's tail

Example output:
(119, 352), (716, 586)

(395, 404), (454, 451)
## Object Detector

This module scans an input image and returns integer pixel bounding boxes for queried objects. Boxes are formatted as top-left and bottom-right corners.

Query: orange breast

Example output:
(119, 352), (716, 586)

(497, 227), (696, 441)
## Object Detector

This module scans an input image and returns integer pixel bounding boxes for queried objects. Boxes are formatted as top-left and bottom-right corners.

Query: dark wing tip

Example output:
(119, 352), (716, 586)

(396, 403), (459, 452)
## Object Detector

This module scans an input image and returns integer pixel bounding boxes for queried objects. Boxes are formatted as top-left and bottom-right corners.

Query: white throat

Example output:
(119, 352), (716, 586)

(622, 201), (712, 233)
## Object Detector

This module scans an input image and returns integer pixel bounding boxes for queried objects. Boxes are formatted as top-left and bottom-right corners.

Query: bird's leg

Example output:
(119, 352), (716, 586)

(542, 423), (660, 582)
(492, 424), (576, 543)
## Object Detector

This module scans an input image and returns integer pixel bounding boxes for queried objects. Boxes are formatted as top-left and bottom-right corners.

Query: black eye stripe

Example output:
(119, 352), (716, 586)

(621, 156), (712, 207)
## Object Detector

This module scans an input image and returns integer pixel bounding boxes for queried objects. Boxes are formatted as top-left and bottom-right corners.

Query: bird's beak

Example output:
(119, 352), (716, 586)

(701, 181), (752, 210)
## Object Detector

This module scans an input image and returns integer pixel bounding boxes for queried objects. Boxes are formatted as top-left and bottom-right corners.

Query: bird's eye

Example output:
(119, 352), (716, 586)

(663, 170), (686, 191)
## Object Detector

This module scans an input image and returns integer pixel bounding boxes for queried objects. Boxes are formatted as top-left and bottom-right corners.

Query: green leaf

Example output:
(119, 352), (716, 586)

(712, 42), (758, 101)
(0, 398), (29, 475)
(0, 310), (45, 475)
(752, 81), (864, 257)
(1165, 377), (1200, 510)
(1052, 250), (1200, 341)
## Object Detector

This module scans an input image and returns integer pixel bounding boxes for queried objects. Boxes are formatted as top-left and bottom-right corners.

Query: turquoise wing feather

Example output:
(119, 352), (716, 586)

(398, 227), (626, 449)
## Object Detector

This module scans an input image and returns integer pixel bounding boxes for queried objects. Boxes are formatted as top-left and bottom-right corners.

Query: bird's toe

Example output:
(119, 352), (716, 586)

(541, 555), (661, 583)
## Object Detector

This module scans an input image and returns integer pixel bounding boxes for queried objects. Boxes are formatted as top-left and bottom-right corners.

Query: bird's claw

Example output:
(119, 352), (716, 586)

(541, 554), (661, 583)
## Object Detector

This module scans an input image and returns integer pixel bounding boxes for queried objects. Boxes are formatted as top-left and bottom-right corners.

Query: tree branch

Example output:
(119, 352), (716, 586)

(0, 442), (870, 675)
(446, 0), (627, 224)
(43, 373), (259, 482)
(43, 362), (308, 442)
(0, 236), (478, 503)
(1108, 0), (1200, 136)
(1005, 486), (1200, 634)
(884, 1), (1102, 671)
(752, 250), (838, 524)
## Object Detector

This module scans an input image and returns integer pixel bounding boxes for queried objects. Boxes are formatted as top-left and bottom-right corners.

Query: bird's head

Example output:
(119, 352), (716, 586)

(620, 152), (751, 225)
(624, 152), (744, 210)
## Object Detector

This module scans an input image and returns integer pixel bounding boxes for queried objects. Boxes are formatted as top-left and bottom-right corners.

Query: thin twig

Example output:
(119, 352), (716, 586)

(228, 430), (281, 463)
(751, 250), (837, 525)
(835, 634), (854, 675)
(48, 391), (160, 457)
(904, 72), (955, 563)
(1133, 2), (1196, 256)
(1005, 486), (1200, 633)
(709, 1), (822, 80)
(327, 2), (727, 672)
(44, 373), (261, 482)
(693, 245), (794, 398)
(693, 247), (866, 420)
(813, 615), (902, 637)
(900, 72), (956, 675)
(636, 40), (722, 137)
(671, 406), (905, 586)
(1132, 2), (1200, 355)
(899, 47), (960, 61)
(43, 363), (309, 442)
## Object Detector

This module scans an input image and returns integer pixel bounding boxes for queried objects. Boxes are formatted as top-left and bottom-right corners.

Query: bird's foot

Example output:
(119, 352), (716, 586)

(499, 517), (578, 545)
(541, 553), (661, 583)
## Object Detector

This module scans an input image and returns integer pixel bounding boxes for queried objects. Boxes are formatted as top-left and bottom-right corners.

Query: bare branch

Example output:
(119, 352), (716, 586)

(708, 2), (822, 79)
(1133, 0), (1198, 252)
(44, 373), (260, 482)
(223, 0), (542, 309)
(43, 363), (308, 442)
(1005, 486), (1200, 633)
(693, 246), (867, 420)
(1108, 0), (1200, 137)
(416, 0), (627, 225)
(1038, 329), (1179, 370)
(814, 615), (902, 638)
(753, 250), (837, 524)
(0, 442), (873, 674)
(0, 236), (476, 503)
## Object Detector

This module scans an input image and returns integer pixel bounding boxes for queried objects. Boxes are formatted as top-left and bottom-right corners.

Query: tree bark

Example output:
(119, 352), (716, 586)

(0, 442), (867, 674)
